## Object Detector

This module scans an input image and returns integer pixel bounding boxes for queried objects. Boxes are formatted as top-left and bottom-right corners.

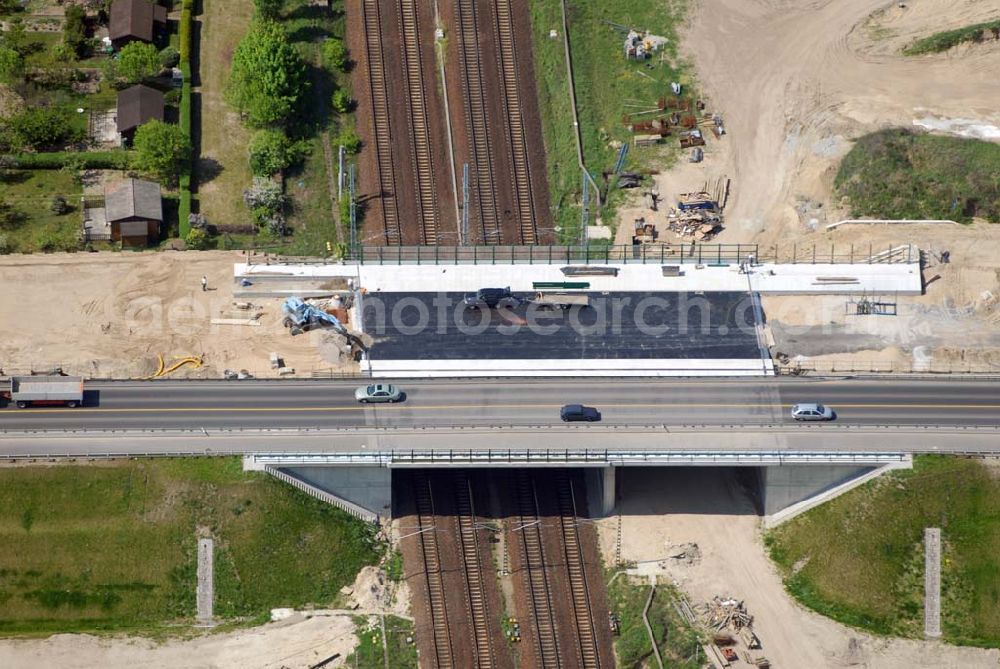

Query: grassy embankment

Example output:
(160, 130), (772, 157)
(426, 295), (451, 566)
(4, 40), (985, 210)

(608, 574), (703, 668)
(0, 458), (379, 635)
(766, 456), (1000, 648)
(345, 615), (418, 668)
(835, 128), (1000, 224)
(903, 19), (1000, 55)
(529, 0), (694, 242)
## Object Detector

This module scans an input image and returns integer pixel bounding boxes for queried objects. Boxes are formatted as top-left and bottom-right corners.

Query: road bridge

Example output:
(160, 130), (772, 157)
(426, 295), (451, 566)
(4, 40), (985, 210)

(1, 378), (997, 524)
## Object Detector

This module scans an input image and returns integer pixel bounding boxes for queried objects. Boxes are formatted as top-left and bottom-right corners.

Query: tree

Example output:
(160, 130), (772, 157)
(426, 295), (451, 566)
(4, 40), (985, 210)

(322, 38), (347, 71)
(63, 5), (88, 58)
(248, 129), (306, 176)
(0, 46), (22, 84)
(243, 176), (286, 234)
(111, 41), (161, 84)
(0, 0), (21, 15)
(252, 0), (283, 20)
(5, 107), (85, 150)
(226, 20), (307, 128)
(158, 45), (180, 69)
(133, 120), (191, 181)
(331, 88), (352, 114)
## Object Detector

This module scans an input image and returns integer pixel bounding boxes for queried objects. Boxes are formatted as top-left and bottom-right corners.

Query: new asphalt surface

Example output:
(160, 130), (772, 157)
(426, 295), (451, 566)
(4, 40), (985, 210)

(1, 378), (998, 432)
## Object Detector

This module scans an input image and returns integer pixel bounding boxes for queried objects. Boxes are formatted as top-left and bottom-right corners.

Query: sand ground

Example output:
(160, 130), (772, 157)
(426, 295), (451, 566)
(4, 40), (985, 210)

(0, 612), (359, 669)
(629, 0), (1000, 244)
(596, 468), (1000, 669)
(0, 251), (353, 379)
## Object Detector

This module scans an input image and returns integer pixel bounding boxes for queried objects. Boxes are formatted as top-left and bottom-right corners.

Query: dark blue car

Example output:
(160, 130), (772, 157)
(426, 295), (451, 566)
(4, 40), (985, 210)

(560, 404), (601, 422)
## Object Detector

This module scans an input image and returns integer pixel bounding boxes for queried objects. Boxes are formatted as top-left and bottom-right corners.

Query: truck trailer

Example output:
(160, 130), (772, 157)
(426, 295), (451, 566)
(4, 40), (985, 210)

(2, 376), (84, 408)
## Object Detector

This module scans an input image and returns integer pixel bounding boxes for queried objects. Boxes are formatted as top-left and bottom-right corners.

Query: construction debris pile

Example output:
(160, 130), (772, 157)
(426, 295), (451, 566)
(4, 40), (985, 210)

(622, 29), (669, 60)
(623, 96), (726, 151)
(699, 596), (770, 668)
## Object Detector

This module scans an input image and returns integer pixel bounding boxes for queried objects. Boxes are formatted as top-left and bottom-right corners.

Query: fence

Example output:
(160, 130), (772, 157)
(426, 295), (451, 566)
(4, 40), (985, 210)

(348, 243), (918, 266)
(264, 465), (378, 522)
(777, 360), (1000, 376)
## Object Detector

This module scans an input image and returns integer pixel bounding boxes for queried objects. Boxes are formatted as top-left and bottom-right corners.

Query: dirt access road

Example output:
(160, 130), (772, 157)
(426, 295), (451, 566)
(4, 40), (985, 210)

(596, 468), (1000, 669)
(658, 0), (1000, 243)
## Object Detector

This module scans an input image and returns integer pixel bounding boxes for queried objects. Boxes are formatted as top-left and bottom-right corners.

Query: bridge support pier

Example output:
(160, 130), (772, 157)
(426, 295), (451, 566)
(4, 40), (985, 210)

(585, 466), (616, 517)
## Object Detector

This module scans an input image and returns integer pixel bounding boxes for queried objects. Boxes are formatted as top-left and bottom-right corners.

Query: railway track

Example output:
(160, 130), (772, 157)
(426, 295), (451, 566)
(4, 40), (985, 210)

(514, 472), (561, 668)
(413, 473), (455, 668)
(489, 0), (537, 244)
(556, 472), (602, 669)
(454, 472), (497, 668)
(454, 0), (503, 244)
(396, 0), (439, 245)
(361, 0), (402, 245)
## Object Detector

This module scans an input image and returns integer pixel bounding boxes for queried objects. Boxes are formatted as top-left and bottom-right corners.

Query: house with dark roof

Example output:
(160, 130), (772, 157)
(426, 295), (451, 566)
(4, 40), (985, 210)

(116, 84), (164, 144)
(109, 0), (167, 48)
(105, 178), (163, 245)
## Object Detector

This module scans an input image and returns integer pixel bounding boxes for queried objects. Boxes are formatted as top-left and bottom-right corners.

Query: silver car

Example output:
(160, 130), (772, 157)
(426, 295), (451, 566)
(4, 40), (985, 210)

(791, 403), (835, 421)
(355, 383), (403, 404)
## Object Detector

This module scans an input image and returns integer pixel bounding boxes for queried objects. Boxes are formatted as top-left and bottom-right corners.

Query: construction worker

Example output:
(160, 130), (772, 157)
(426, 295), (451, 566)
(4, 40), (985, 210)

(201, 276), (208, 292)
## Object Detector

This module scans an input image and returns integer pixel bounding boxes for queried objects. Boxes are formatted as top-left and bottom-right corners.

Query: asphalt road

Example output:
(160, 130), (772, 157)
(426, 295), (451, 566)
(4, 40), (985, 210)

(1, 378), (998, 431)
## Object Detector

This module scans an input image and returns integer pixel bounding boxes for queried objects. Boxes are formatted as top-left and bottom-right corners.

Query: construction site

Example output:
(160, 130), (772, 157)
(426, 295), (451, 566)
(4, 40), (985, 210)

(2, 0), (1000, 667)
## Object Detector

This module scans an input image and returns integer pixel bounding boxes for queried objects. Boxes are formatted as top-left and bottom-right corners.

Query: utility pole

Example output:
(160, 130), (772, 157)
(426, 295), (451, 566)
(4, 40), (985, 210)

(580, 170), (590, 246)
(461, 163), (470, 245)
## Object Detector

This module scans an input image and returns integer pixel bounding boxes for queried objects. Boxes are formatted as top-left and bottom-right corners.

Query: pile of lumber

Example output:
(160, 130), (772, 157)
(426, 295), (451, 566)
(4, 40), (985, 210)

(700, 596), (753, 631)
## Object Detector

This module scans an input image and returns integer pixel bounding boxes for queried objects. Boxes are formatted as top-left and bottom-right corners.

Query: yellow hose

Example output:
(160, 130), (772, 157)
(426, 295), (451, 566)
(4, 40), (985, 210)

(146, 355), (203, 379)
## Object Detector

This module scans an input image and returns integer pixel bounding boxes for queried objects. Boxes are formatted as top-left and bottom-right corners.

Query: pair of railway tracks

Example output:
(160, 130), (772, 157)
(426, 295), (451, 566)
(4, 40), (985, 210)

(513, 471), (603, 669)
(361, 0), (439, 246)
(454, 0), (538, 245)
(413, 472), (497, 669)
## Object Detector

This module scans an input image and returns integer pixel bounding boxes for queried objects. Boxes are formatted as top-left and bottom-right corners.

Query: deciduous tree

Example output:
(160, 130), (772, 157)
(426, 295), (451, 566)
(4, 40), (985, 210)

(226, 20), (307, 127)
(133, 120), (191, 182)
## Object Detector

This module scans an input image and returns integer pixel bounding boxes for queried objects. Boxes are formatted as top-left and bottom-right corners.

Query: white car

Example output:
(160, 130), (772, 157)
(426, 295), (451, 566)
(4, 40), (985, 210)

(354, 384), (403, 404)
(791, 403), (835, 421)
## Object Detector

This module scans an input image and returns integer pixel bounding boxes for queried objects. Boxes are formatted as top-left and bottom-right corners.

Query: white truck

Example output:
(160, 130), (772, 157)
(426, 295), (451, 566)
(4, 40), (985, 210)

(531, 292), (590, 310)
(2, 376), (84, 408)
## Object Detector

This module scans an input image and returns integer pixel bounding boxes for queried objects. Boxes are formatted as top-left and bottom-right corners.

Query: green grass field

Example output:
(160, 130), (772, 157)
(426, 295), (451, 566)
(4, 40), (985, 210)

(903, 19), (1000, 55)
(607, 574), (702, 668)
(529, 0), (692, 241)
(766, 456), (1000, 647)
(835, 128), (1000, 224)
(0, 169), (83, 253)
(0, 459), (378, 635)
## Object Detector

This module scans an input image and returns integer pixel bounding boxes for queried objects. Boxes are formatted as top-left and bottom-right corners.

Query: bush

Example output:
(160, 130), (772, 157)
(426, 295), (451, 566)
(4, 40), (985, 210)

(0, 151), (134, 169)
(248, 129), (305, 176)
(336, 128), (361, 155)
(0, 233), (11, 254)
(331, 88), (352, 114)
(4, 107), (85, 150)
(184, 226), (212, 250)
(322, 38), (348, 71)
(50, 195), (71, 215)
(253, 0), (282, 20)
(0, 196), (26, 230)
(159, 45), (180, 69)
(243, 177), (286, 234)
(63, 5), (88, 58)
(0, 46), (22, 84)
(110, 41), (161, 84)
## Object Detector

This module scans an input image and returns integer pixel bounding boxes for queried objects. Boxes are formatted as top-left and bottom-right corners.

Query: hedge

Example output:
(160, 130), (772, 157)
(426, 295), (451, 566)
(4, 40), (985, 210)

(1, 151), (136, 169)
(179, 6), (192, 63)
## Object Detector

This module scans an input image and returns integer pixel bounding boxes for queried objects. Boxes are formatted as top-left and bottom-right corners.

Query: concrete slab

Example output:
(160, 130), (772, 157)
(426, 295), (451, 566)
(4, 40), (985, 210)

(235, 261), (922, 295)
